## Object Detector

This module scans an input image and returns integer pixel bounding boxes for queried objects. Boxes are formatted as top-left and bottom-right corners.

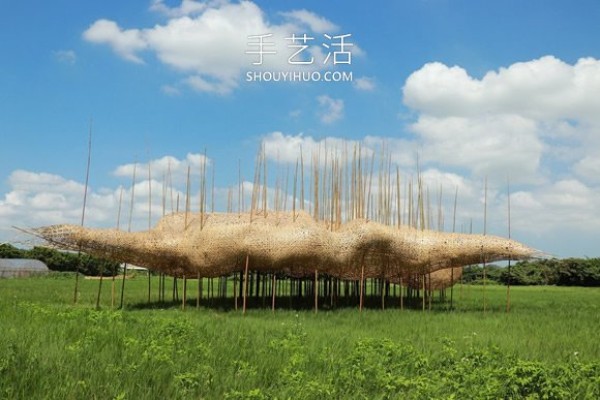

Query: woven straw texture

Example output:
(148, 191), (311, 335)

(34, 210), (538, 284)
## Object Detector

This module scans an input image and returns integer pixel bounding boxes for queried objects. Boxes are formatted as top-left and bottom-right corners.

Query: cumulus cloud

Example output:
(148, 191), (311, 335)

(262, 132), (364, 164)
(403, 56), (600, 122)
(113, 153), (211, 185)
(317, 95), (344, 123)
(574, 155), (600, 183)
(83, 19), (147, 63)
(410, 114), (543, 182)
(511, 179), (600, 234)
(402, 56), (600, 184)
(83, 1), (356, 94)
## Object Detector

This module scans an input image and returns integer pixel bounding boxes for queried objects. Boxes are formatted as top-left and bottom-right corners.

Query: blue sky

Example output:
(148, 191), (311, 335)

(1, 0), (600, 257)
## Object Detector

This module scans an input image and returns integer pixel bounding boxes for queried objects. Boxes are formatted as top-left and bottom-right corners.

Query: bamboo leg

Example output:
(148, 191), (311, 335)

(243, 255), (249, 315)
(271, 274), (276, 313)
(182, 276), (187, 310)
(314, 270), (318, 313)
(197, 272), (201, 309)
(359, 265), (365, 312)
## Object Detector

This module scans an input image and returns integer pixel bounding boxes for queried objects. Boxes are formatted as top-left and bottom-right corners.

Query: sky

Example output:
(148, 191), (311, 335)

(1, 0), (600, 258)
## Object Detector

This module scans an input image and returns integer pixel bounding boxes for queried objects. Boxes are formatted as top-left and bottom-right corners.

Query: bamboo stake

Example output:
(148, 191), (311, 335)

(314, 270), (319, 313)
(211, 157), (215, 214)
(234, 272), (238, 310)
(147, 158), (152, 304)
(450, 186), (458, 310)
(75, 121), (92, 304)
(292, 159), (299, 221)
(111, 187), (124, 308)
(182, 276), (187, 310)
(359, 264), (365, 312)
(185, 165), (191, 229)
(120, 161), (137, 309)
(262, 145), (268, 217)
(483, 177), (488, 313)
(506, 178), (512, 313)
(197, 272), (201, 309)
(271, 273), (276, 312)
(399, 277), (403, 310)
(422, 273), (426, 312)
(300, 147), (305, 211)
(242, 254), (249, 315)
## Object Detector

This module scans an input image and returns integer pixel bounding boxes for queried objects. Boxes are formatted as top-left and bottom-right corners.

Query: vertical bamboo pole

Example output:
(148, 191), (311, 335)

(111, 187), (123, 308)
(75, 121), (92, 304)
(182, 275), (187, 310)
(184, 165), (191, 229)
(292, 159), (298, 221)
(242, 255), (249, 315)
(120, 161), (137, 309)
(211, 158), (215, 214)
(262, 145), (268, 217)
(399, 277), (403, 310)
(147, 158), (152, 304)
(506, 178), (512, 313)
(483, 177), (488, 313)
(271, 273), (277, 312)
(422, 274), (426, 312)
(359, 264), (365, 312)
(450, 186), (458, 310)
(197, 272), (201, 309)
(300, 147), (305, 211)
(314, 270), (319, 313)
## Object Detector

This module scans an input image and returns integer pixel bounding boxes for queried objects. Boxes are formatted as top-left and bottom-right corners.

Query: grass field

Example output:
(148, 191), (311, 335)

(1, 275), (599, 399)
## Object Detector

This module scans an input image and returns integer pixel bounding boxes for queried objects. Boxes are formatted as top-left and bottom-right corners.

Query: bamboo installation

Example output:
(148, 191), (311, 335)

(29, 143), (542, 310)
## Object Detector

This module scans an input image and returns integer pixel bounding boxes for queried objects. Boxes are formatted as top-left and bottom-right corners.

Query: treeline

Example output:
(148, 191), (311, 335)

(0, 244), (119, 276)
(463, 258), (600, 287)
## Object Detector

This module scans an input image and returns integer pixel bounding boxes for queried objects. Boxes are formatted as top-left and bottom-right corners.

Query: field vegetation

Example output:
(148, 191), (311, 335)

(1, 274), (599, 399)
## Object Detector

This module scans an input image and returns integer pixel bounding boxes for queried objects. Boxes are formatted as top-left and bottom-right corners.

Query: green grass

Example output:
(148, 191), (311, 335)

(1, 275), (599, 399)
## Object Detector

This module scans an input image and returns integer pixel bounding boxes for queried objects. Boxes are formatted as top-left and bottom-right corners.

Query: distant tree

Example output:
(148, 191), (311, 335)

(0, 243), (26, 258)
(499, 258), (600, 287)
(463, 264), (503, 284)
(1, 245), (119, 276)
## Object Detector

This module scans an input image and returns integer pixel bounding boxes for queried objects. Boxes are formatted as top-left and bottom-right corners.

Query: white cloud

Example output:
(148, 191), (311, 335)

(262, 132), (353, 164)
(279, 9), (338, 34)
(353, 76), (375, 91)
(410, 114), (543, 182)
(83, 19), (147, 63)
(83, 1), (354, 94)
(404, 56), (600, 122)
(186, 75), (237, 95)
(574, 155), (600, 183)
(317, 95), (344, 124)
(113, 153), (211, 185)
(511, 179), (600, 234)
(403, 56), (600, 184)
(150, 0), (212, 17)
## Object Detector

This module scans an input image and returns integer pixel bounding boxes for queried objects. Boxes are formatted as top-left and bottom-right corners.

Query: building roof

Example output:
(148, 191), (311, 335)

(0, 259), (50, 271)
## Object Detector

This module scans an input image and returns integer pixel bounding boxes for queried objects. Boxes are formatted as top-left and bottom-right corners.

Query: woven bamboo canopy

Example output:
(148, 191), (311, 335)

(33, 210), (539, 284)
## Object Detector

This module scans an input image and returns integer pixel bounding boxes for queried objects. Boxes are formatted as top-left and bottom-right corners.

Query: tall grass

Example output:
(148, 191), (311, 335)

(1, 275), (599, 399)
